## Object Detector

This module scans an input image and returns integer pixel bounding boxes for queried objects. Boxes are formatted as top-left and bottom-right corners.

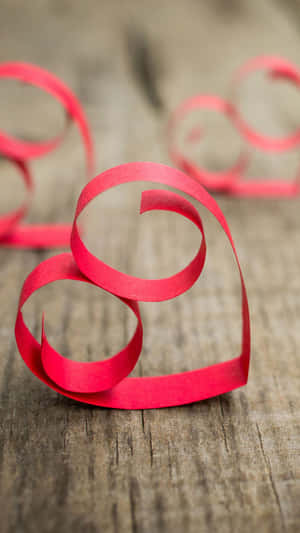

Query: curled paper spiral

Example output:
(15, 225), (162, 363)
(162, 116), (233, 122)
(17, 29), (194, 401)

(15, 162), (251, 410)
(0, 62), (94, 247)
(168, 55), (300, 197)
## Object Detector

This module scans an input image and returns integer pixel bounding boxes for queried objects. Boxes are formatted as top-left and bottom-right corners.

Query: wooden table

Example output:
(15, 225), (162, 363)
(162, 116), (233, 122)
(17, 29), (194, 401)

(0, 1), (299, 531)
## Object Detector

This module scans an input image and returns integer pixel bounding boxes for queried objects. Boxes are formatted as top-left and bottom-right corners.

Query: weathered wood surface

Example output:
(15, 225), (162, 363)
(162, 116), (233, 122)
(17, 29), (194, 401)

(0, 1), (299, 532)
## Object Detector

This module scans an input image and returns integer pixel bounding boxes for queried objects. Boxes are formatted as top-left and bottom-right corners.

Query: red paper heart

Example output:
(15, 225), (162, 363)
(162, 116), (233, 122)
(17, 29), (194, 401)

(168, 55), (300, 197)
(15, 162), (250, 409)
(0, 62), (94, 247)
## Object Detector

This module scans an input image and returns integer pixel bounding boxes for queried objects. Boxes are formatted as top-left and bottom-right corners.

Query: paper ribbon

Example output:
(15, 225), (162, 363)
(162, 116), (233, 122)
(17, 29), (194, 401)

(15, 162), (250, 409)
(168, 55), (300, 197)
(0, 62), (94, 247)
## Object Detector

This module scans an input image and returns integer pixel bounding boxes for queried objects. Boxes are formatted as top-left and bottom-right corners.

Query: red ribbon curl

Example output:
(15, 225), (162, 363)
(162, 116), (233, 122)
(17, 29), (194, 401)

(0, 62), (94, 247)
(15, 162), (250, 409)
(168, 55), (300, 197)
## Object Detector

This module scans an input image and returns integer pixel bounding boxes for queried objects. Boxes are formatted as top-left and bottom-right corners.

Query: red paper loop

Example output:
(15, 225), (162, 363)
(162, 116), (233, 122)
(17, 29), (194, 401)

(0, 62), (94, 248)
(168, 94), (248, 192)
(231, 55), (300, 152)
(169, 56), (300, 197)
(0, 62), (93, 168)
(15, 162), (250, 409)
(71, 187), (207, 302)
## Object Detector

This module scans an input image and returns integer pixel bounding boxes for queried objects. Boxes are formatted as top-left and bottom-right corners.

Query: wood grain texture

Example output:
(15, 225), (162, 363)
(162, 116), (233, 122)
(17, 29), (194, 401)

(0, 1), (299, 532)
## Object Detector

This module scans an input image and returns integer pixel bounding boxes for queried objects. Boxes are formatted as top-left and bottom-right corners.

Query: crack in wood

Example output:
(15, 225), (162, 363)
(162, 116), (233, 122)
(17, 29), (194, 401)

(115, 434), (119, 466)
(140, 410), (145, 435)
(111, 501), (119, 533)
(149, 429), (153, 467)
(256, 422), (287, 532)
(129, 477), (139, 533)
(219, 397), (229, 453)
(128, 433), (134, 456)
(167, 441), (172, 480)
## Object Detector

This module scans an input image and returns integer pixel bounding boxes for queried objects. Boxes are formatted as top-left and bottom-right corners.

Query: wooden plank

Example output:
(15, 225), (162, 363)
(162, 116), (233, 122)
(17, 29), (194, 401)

(0, 1), (299, 532)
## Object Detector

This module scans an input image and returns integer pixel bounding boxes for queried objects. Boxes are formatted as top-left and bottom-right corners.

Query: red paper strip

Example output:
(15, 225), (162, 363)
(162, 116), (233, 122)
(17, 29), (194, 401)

(0, 159), (32, 240)
(168, 55), (300, 197)
(168, 94), (249, 193)
(15, 162), (250, 409)
(0, 62), (94, 247)
(231, 55), (300, 152)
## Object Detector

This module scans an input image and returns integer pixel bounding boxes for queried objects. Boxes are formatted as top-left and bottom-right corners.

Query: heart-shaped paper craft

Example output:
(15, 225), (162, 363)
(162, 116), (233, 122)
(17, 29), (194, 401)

(168, 55), (300, 197)
(0, 62), (94, 247)
(15, 162), (250, 409)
